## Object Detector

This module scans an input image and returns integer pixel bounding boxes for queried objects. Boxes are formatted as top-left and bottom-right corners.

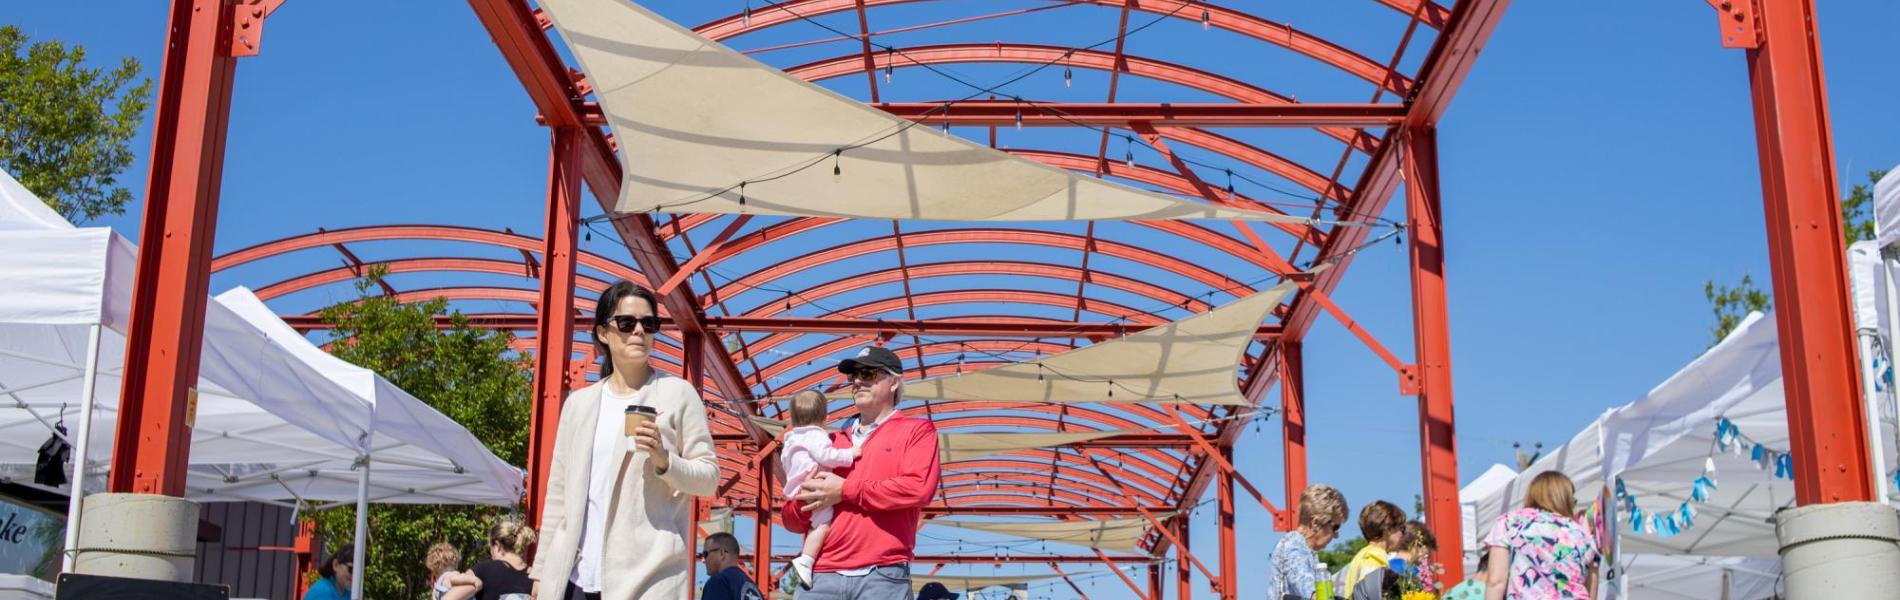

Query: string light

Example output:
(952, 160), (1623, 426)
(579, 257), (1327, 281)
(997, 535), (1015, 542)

(1014, 103), (1023, 131)
(1063, 52), (1073, 88)
(884, 47), (894, 83)
(1201, 5), (1211, 29)
(832, 149), (842, 176)
(1225, 169), (1236, 203)
(1123, 135), (1135, 168)
(737, 181), (746, 206)
(742, 0), (751, 27)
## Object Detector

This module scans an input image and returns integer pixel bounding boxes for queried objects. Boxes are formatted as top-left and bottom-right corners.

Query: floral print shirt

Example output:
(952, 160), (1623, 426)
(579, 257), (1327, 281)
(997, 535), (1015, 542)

(1482, 508), (1600, 599)
(1265, 530), (1323, 599)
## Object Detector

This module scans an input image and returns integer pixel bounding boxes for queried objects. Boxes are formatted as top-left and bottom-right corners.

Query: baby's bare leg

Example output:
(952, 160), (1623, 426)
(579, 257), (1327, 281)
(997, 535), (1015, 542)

(801, 522), (831, 559)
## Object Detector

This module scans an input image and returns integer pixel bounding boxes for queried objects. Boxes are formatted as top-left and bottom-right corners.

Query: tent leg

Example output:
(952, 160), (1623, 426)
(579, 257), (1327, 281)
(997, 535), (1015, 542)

(1404, 126), (1465, 584)
(1858, 331), (1891, 505)
(350, 442), (371, 600)
(61, 323), (104, 572)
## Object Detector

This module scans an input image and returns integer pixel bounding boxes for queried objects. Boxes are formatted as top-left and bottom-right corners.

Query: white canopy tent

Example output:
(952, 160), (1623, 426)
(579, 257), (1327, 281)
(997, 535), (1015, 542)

(1870, 165), (1900, 249)
(0, 170), (520, 595)
(1457, 463), (1516, 570)
(536, 0), (1308, 223)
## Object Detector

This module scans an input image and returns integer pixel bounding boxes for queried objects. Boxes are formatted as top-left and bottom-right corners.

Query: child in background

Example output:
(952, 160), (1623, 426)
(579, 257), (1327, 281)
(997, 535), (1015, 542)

(780, 389), (861, 588)
(1440, 553), (1488, 600)
(1341, 501), (1406, 600)
(427, 541), (463, 600)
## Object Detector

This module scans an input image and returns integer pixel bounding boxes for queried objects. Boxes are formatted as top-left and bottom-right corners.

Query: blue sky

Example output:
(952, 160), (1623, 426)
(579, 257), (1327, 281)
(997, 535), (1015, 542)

(9, 1), (1899, 598)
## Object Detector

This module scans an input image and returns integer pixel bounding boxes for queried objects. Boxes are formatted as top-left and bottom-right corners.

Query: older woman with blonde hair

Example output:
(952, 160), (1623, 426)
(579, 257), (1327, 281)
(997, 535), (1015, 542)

(1482, 471), (1600, 600)
(1265, 484), (1350, 599)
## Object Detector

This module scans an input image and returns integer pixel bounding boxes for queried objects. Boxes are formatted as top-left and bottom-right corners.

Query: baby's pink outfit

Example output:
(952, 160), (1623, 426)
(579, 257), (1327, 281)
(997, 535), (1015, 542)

(779, 425), (856, 524)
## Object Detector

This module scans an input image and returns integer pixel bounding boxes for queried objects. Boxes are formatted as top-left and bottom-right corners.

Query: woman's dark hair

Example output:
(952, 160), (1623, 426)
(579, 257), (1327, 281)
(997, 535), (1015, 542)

(592, 280), (659, 378)
(318, 543), (354, 579)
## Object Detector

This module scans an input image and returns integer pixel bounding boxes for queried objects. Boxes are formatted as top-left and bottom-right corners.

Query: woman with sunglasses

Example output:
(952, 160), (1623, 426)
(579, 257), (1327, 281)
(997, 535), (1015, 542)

(1265, 484), (1350, 599)
(529, 281), (720, 600)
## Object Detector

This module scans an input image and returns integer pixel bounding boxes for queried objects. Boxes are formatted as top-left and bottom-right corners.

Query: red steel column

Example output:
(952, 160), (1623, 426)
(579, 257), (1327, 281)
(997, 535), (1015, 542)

(110, 0), (241, 495)
(1217, 446), (1237, 600)
(754, 456), (775, 593)
(1404, 127), (1464, 583)
(1747, 0), (1875, 504)
(1278, 340), (1307, 532)
(525, 128), (583, 526)
(1147, 563), (1163, 600)
(1174, 517), (1191, 600)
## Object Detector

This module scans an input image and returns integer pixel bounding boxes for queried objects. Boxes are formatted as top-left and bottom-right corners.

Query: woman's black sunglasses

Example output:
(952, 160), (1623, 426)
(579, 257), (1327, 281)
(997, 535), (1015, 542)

(608, 314), (663, 334)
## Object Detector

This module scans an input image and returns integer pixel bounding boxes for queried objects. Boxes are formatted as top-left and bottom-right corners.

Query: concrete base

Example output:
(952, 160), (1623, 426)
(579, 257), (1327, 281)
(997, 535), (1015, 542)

(72, 493), (200, 582)
(1775, 501), (1900, 599)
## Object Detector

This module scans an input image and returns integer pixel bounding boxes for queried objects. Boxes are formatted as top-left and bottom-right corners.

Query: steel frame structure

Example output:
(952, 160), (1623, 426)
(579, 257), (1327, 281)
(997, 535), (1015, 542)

(106, 0), (1876, 597)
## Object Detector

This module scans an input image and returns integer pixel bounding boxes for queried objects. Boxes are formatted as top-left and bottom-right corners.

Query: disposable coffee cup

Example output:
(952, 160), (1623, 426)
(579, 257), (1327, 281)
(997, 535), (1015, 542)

(624, 405), (659, 437)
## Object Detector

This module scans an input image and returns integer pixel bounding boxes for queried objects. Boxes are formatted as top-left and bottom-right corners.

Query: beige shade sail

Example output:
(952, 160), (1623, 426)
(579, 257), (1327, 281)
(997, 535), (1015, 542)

(939, 430), (1129, 462)
(897, 280), (1295, 405)
(697, 506), (733, 538)
(930, 514), (1176, 552)
(754, 418), (1134, 463)
(538, 0), (1307, 222)
(910, 572), (1084, 593)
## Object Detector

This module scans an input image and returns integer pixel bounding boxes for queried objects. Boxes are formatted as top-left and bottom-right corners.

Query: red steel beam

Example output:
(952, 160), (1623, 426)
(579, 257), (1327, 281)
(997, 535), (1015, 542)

(1216, 445), (1237, 600)
(572, 101), (1401, 128)
(1744, 0), (1874, 503)
(111, 0), (244, 495)
(213, 225), (643, 283)
(1175, 516), (1191, 600)
(1052, 563), (1096, 600)
(525, 128), (583, 527)
(1405, 127), (1464, 581)
(1179, 0), (1511, 540)
(695, 0), (1424, 92)
(278, 313), (1287, 339)
(466, 0), (755, 408)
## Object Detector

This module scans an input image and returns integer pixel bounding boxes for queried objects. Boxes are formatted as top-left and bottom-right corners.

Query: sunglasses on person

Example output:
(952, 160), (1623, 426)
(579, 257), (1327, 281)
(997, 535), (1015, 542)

(846, 369), (891, 386)
(608, 314), (663, 335)
(695, 548), (729, 559)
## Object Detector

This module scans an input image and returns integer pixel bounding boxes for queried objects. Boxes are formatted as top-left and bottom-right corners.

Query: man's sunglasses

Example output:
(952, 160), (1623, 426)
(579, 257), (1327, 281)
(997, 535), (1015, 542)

(608, 314), (663, 334)
(696, 548), (729, 559)
(846, 369), (890, 385)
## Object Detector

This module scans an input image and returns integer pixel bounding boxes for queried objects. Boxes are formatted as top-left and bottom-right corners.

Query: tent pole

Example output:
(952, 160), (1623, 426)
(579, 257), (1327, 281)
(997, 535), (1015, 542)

(350, 431), (372, 600)
(61, 323), (104, 572)
(1857, 329), (1891, 505)
(1883, 261), (1900, 497)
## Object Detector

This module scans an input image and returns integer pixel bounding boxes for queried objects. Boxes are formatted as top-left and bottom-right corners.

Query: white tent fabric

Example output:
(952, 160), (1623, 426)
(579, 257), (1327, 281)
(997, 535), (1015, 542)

(216, 288), (524, 506)
(1618, 555), (1780, 600)
(1457, 463), (1516, 570)
(929, 513), (1175, 553)
(1873, 164), (1900, 248)
(0, 169), (520, 507)
(537, 0), (1304, 223)
(898, 280), (1295, 405)
(909, 572), (1079, 593)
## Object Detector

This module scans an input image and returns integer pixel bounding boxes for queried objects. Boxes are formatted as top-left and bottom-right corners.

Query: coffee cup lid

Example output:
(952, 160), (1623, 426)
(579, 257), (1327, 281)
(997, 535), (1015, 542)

(625, 405), (658, 415)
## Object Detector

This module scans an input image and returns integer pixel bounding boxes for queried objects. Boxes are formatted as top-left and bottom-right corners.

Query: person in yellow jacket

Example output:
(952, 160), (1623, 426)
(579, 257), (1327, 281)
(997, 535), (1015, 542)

(1340, 500), (1407, 599)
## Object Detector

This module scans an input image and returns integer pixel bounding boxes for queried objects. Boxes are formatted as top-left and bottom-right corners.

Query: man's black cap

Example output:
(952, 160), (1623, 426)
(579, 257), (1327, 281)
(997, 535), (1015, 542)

(838, 345), (902, 376)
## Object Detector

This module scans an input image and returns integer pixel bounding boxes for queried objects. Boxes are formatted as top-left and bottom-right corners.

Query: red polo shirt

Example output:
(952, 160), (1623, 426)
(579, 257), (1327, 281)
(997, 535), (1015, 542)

(780, 412), (941, 571)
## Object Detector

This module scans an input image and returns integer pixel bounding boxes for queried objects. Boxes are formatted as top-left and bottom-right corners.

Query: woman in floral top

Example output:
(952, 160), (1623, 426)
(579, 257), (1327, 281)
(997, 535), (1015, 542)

(1265, 484), (1349, 599)
(1481, 471), (1599, 600)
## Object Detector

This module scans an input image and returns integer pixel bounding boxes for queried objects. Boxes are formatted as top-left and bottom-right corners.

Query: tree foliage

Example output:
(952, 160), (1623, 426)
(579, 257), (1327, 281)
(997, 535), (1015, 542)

(1316, 536), (1369, 571)
(0, 26), (151, 222)
(1703, 169), (1888, 344)
(308, 268), (532, 599)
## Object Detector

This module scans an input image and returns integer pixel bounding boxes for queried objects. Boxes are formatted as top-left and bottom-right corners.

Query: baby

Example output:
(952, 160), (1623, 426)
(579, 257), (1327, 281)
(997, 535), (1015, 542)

(780, 389), (860, 588)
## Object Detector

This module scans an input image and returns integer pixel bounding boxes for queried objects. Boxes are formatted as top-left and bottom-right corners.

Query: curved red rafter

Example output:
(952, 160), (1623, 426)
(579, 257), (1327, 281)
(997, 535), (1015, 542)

(696, 0), (1420, 93)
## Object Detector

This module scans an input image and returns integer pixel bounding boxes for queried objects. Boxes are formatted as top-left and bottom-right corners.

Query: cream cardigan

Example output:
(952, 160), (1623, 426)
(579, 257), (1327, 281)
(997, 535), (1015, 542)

(530, 376), (719, 600)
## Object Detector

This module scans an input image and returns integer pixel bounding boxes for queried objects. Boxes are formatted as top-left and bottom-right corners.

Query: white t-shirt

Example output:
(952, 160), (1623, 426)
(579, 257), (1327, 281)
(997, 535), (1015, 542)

(571, 375), (655, 592)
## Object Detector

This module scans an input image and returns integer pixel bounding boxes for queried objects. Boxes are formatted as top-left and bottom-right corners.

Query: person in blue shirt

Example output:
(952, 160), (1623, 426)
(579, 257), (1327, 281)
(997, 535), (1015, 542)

(698, 533), (763, 600)
(302, 543), (354, 600)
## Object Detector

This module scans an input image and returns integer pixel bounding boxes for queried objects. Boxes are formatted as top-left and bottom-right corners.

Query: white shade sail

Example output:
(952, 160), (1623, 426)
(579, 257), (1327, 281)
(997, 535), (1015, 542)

(537, 0), (1306, 223)
(899, 280), (1294, 405)
(930, 513), (1175, 552)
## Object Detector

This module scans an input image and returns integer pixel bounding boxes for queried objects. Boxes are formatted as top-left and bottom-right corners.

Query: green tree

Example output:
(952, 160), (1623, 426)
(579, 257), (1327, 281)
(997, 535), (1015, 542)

(1316, 536), (1368, 571)
(308, 268), (532, 599)
(0, 26), (152, 222)
(1703, 169), (1888, 344)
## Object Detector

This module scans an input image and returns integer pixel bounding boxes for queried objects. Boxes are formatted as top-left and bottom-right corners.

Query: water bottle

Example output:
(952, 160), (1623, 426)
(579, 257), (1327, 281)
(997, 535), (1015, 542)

(1314, 563), (1332, 600)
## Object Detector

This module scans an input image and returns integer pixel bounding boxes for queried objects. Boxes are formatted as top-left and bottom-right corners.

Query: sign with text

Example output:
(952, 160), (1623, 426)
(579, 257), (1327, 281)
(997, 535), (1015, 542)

(0, 495), (63, 579)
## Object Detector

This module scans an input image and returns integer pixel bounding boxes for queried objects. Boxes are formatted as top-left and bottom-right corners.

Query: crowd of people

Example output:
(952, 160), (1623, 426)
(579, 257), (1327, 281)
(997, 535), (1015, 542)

(1265, 471), (1601, 600)
(300, 278), (1603, 600)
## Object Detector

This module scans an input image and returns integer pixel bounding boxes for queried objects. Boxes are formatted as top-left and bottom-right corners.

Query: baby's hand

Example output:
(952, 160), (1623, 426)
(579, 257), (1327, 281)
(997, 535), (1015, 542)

(853, 447), (863, 458)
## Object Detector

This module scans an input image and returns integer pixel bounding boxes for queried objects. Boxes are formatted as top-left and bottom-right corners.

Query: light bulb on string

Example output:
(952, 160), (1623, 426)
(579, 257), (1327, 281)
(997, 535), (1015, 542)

(1014, 105), (1023, 131)
(1123, 136), (1134, 168)
(737, 181), (746, 207)
(832, 149), (842, 176)
(1201, 6), (1211, 29)
(1063, 51), (1073, 88)
(884, 47), (894, 83)
(1225, 169), (1236, 203)
(742, 0), (751, 27)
